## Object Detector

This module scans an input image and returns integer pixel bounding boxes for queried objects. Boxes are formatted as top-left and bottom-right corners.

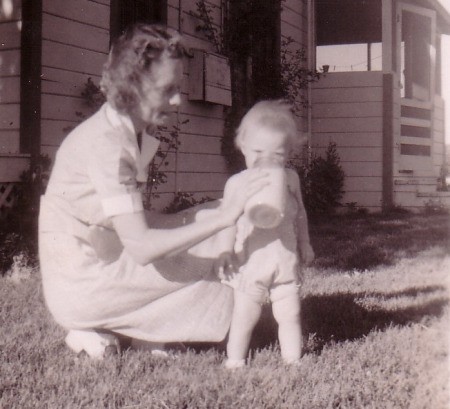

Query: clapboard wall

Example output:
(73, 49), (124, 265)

(38, 0), (230, 209)
(312, 71), (385, 211)
(162, 0), (229, 208)
(1, 0), (309, 209)
(40, 0), (110, 158)
(281, 0), (308, 134)
(432, 96), (446, 178)
(0, 0), (28, 184)
(0, 3), (21, 155)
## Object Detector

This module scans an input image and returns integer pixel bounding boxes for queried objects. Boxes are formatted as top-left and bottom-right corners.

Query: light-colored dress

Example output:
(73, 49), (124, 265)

(38, 103), (233, 342)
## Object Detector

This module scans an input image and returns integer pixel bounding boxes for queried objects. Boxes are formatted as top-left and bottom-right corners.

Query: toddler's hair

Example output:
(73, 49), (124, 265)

(235, 100), (302, 150)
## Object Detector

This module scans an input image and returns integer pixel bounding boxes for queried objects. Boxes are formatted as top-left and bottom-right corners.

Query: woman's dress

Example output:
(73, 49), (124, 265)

(39, 103), (233, 342)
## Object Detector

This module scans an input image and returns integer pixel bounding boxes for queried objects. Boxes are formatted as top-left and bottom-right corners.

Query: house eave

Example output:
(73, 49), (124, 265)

(425, 0), (450, 33)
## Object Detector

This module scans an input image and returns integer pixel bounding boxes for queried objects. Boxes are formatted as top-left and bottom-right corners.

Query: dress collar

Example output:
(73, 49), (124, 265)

(104, 103), (136, 136)
(103, 103), (160, 182)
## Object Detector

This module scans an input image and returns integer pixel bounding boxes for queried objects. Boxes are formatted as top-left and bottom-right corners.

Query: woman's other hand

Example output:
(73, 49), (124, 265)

(299, 242), (315, 265)
(220, 169), (269, 225)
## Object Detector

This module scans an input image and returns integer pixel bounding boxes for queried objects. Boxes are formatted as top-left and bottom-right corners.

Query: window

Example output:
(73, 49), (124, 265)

(399, 5), (436, 101)
(110, 0), (167, 43)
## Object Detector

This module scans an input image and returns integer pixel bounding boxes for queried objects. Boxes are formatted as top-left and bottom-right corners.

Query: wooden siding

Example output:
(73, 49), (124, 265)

(0, 10), (22, 155)
(281, 0), (308, 132)
(167, 1), (227, 201)
(312, 71), (384, 211)
(1, 0), (309, 208)
(164, 0), (309, 203)
(432, 96), (446, 176)
(40, 0), (110, 155)
(0, 1), (30, 181)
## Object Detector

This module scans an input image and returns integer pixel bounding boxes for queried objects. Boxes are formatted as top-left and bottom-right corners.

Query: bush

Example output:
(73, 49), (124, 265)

(0, 155), (50, 275)
(290, 142), (345, 217)
(164, 192), (212, 214)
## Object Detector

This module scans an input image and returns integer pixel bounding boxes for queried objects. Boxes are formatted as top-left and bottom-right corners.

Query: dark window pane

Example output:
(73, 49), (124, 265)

(400, 144), (430, 156)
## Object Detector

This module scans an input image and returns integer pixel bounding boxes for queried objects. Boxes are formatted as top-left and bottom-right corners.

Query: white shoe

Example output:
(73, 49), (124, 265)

(284, 358), (301, 366)
(224, 359), (246, 369)
(65, 330), (119, 359)
(130, 339), (169, 357)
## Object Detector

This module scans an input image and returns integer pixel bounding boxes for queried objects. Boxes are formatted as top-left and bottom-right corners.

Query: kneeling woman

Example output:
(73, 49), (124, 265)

(39, 24), (266, 358)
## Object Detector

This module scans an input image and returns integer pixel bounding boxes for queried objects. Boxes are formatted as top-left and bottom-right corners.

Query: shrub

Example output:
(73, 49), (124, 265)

(290, 142), (345, 217)
(0, 155), (50, 275)
(164, 192), (212, 214)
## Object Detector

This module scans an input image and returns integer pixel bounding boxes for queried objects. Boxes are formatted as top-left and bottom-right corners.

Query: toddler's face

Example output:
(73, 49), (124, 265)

(240, 126), (289, 169)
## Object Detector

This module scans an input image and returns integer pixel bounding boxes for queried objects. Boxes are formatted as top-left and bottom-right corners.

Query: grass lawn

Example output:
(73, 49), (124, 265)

(1, 212), (449, 408)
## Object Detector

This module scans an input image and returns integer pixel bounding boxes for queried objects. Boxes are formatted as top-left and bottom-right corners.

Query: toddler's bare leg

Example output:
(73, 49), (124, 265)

(272, 295), (301, 363)
(226, 291), (262, 367)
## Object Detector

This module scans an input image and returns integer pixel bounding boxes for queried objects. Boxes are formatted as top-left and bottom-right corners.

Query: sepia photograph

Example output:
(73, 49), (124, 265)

(0, 0), (449, 407)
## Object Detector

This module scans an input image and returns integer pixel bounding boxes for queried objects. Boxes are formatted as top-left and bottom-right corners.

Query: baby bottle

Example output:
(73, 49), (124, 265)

(244, 157), (287, 229)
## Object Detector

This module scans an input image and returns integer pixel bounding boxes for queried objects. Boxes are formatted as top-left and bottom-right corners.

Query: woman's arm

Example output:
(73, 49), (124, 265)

(112, 169), (266, 265)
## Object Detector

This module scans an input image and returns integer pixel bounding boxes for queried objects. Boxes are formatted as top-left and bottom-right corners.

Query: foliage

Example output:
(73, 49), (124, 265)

(140, 122), (188, 210)
(163, 192), (213, 214)
(190, 2), (322, 173)
(422, 198), (449, 215)
(280, 37), (321, 114)
(1, 214), (449, 408)
(80, 77), (106, 109)
(190, 1), (224, 54)
(344, 201), (369, 216)
(290, 142), (345, 217)
(0, 154), (51, 275)
(309, 212), (449, 272)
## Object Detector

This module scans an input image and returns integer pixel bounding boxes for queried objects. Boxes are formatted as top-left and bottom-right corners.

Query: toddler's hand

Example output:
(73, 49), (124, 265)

(300, 242), (315, 265)
(214, 252), (238, 281)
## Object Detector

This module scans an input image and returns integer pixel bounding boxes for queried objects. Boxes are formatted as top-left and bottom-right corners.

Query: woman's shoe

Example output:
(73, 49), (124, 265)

(65, 329), (120, 359)
(224, 359), (246, 370)
(130, 339), (169, 357)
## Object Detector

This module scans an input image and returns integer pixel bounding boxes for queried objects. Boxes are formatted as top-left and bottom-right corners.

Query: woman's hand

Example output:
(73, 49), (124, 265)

(299, 242), (315, 265)
(220, 169), (269, 225)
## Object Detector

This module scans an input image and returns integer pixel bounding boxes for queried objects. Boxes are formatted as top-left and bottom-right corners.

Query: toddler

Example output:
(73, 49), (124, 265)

(219, 100), (315, 368)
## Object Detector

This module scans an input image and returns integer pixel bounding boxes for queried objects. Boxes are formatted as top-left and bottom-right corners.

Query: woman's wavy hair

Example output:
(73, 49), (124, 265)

(235, 100), (304, 151)
(100, 23), (187, 114)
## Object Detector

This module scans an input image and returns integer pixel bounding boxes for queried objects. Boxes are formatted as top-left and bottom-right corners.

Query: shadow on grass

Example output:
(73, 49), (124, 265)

(309, 213), (450, 271)
(247, 285), (448, 355)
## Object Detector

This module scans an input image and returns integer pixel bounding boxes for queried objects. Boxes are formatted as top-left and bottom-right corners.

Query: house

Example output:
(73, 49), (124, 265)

(313, 0), (450, 211)
(1, 0), (449, 213)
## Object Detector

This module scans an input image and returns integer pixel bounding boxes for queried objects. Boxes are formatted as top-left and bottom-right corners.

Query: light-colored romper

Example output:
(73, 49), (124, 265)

(39, 103), (233, 342)
(224, 186), (301, 304)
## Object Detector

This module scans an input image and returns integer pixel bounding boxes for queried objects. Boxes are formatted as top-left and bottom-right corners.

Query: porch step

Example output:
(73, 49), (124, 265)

(416, 191), (450, 198)
(394, 178), (437, 186)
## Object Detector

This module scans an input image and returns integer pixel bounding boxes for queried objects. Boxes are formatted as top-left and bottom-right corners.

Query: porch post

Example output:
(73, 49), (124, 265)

(20, 0), (42, 157)
(382, 73), (394, 210)
(20, 0), (43, 231)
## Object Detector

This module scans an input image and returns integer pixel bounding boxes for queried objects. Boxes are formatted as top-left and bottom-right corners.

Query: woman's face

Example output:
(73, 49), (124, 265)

(131, 55), (183, 130)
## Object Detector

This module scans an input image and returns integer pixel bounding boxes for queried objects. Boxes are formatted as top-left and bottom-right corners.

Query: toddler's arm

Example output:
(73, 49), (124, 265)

(286, 169), (315, 265)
